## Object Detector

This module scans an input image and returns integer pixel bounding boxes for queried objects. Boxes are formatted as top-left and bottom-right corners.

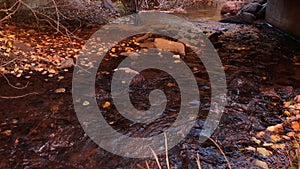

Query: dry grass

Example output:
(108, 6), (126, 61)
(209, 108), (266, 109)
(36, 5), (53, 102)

(147, 133), (232, 169)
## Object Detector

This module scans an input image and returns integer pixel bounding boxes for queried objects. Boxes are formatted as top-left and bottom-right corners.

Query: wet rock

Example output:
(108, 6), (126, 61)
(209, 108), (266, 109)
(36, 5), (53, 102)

(221, 1), (247, 15)
(154, 38), (186, 56)
(220, 2), (267, 24)
(220, 0), (267, 15)
(208, 31), (224, 42)
(220, 12), (256, 24)
(103, 0), (118, 12)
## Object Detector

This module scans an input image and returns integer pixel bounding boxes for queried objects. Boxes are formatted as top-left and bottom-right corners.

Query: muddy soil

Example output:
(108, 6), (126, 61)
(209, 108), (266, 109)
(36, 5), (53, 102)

(0, 19), (300, 169)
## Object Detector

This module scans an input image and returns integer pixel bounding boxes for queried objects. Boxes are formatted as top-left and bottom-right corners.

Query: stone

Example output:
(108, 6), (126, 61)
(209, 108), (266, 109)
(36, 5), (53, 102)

(220, 2), (267, 24)
(154, 38), (186, 56)
(240, 2), (262, 14)
(221, 1), (248, 15)
(220, 12), (256, 24)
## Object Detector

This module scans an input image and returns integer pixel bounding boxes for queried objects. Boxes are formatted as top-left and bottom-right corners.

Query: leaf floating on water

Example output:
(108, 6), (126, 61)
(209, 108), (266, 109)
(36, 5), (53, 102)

(51, 105), (60, 112)
(167, 83), (176, 87)
(2, 130), (12, 136)
(54, 88), (66, 93)
(11, 119), (18, 124)
(103, 101), (111, 108)
(58, 76), (64, 80)
(82, 101), (90, 106)
(14, 138), (19, 148)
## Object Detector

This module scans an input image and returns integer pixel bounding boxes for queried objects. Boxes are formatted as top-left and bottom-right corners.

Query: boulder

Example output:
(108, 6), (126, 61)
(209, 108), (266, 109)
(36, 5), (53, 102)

(220, 2), (267, 24)
(154, 38), (186, 56)
(221, 1), (247, 15)
(240, 2), (262, 14)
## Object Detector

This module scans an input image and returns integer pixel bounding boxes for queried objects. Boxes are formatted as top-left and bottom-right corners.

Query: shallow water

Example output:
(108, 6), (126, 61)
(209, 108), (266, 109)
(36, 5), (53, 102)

(0, 6), (300, 168)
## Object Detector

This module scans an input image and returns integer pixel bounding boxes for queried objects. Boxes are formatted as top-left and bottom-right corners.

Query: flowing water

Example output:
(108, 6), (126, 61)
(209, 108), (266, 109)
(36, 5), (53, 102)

(0, 4), (300, 169)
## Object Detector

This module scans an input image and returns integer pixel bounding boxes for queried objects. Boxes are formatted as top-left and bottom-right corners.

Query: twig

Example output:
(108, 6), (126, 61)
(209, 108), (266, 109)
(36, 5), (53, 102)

(196, 153), (202, 169)
(0, 0), (22, 23)
(145, 161), (150, 169)
(0, 92), (38, 99)
(50, 0), (60, 33)
(164, 132), (170, 169)
(149, 146), (162, 169)
(205, 136), (232, 169)
(136, 164), (146, 169)
(1, 73), (29, 90)
(0, 58), (16, 67)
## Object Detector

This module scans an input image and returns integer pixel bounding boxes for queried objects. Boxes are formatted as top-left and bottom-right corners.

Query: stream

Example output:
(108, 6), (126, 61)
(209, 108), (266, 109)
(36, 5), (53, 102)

(0, 5), (300, 169)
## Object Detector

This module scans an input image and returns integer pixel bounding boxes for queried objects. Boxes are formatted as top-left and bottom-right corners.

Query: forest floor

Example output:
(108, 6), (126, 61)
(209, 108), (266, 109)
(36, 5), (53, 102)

(0, 15), (300, 169)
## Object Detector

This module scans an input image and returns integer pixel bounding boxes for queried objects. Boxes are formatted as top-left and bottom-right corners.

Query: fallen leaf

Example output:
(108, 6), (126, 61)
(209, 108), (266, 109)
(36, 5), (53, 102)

(2, 130), (12, 136)
(83, 101), (90, 106)
(251, 137), (261, 145)
(283, 110), (291, 116)
(270, 135), (282, 143)
(14, 139), (19, 148)
(267, 124), (284, 133)
(51, 105), (60, 112)
(291, 122), (300, 131)
(284, 102), (291, 107)
(55, 88), (66, 93)
(257, 147), (273, 156)
(252, 160), (269, 169)
(103, 101), (111, 108)
(271, 144), (285, 150)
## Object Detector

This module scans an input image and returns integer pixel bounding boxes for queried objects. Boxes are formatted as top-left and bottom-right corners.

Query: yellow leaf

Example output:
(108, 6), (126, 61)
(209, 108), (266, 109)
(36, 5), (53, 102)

(2, 130), (12, 136)
(270, 135), (282, 143)
(271, 144), (285, 150)
(266, 124), (283, 133)
(291, 122), (300, 131)
(251, 137), (261, 145)
(284, 101), (291, 107)
(252, 160), (269, 169)
(283, 110), (291, 116)
(103, 101), (111, 108)
(167, 83), (175, 87)
(257, 147), (273, 156)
